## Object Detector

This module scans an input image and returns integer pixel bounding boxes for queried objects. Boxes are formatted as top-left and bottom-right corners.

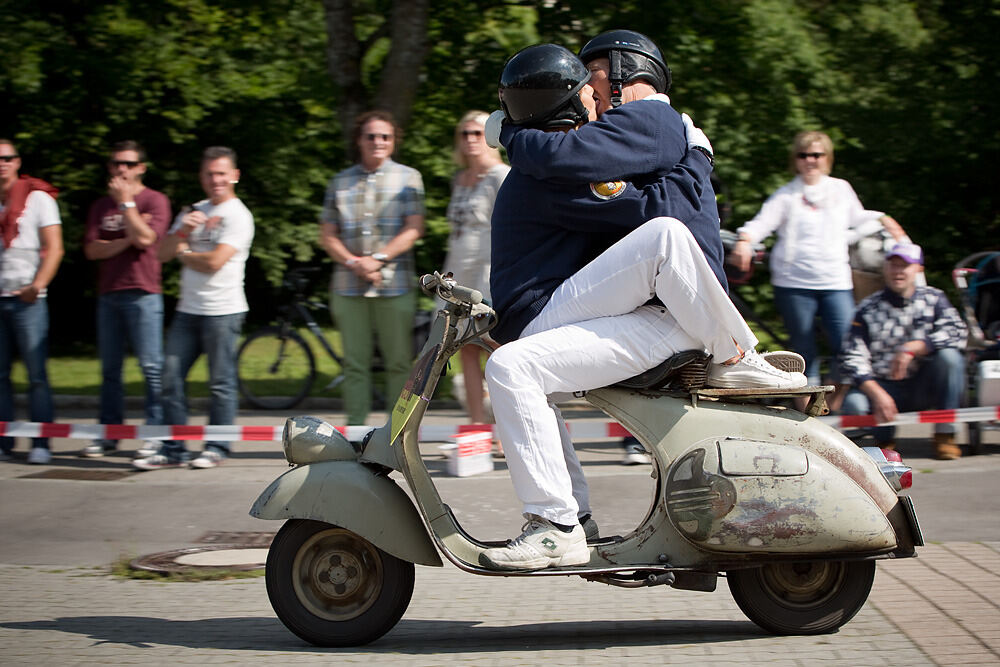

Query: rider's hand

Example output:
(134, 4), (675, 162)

(681, 112), (713, 158)
(728, 240), (753, 273)
(485, 110), (506, 149)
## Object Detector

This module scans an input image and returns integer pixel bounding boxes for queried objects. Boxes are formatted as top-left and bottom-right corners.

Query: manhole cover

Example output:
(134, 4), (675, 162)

(131, 545), (268, 574)
(20, 469), (135, 481)
(197, 531), (276, 546)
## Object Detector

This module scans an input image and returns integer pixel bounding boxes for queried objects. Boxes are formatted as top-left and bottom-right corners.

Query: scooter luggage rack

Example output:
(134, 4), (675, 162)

(693, 385), (836, 417)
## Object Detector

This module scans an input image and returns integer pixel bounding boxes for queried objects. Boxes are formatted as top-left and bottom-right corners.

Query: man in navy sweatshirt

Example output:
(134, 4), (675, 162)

(479, 42), (805, 571)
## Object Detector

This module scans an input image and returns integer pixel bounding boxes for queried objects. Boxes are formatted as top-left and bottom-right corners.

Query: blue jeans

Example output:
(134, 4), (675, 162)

(0, 297), (53, 451)
(97, 290), (164, 445)
(773, 286), (855, 385)
(160, 311), (244, 458)
(841, 348), (966, 443)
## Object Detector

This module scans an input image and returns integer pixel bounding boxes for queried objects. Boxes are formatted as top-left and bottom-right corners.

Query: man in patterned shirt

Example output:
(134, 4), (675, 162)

(839, 242), (967, 459)
(320, 110), (425, 425)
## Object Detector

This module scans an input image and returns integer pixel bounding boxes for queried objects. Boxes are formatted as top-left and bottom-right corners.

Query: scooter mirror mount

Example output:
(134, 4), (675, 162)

(420, 271), (483, 306)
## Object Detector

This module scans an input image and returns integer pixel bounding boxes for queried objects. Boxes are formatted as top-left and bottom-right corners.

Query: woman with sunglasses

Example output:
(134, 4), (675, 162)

(442, 111), (510, 432)
(728, 131), (907, 387)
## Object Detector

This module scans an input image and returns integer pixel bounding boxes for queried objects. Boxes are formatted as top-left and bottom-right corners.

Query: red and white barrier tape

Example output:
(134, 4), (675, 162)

(1, 405), (997, 443)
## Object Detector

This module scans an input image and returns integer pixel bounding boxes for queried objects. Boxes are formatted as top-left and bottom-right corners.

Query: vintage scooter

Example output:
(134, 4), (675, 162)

(250, 272), (922, 647)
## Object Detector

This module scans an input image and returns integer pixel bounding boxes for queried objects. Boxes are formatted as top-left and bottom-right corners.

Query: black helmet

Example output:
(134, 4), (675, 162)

(578, 29), (671, 108)
(498, 44), (592, 130)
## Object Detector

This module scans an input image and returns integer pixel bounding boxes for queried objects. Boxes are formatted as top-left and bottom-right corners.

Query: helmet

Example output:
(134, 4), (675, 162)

(578, 29), (671, 107)
(498, 44), (592, 129)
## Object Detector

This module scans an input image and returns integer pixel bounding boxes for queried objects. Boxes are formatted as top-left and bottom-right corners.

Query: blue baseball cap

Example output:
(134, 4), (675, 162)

(886, 242), (923, 265)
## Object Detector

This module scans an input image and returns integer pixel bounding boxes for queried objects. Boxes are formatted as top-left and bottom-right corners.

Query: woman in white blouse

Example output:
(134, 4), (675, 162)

(729, 131), (906, 385)
(442, 111), (510, 426)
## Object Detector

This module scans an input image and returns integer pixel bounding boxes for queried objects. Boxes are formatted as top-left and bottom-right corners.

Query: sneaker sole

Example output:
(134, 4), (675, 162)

(481, 543), (590, 571)
(762, 354), (806, 374)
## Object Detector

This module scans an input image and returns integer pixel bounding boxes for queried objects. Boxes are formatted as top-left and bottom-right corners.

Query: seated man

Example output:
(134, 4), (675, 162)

(839, 242), (967, 460)
(481, 44), (805, 571)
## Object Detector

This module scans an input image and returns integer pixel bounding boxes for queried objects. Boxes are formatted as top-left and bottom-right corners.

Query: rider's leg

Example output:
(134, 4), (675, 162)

(487, 304), (700, 528)
(531, 217), (756, 363)
(550, 398), (590, 519)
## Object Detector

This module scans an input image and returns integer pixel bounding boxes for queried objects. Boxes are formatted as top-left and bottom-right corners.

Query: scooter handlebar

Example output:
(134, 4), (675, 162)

(420, 272), (483, 305)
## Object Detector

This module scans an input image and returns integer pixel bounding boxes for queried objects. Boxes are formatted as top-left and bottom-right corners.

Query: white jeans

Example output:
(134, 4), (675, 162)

(485, 218), (757, 526)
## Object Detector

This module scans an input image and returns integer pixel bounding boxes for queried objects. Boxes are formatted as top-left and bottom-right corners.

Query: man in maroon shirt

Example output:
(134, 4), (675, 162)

(82, 141), (171, 458)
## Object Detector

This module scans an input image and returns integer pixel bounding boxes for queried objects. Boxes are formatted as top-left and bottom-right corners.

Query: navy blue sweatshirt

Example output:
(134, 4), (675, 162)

(489, 98), (723, 344)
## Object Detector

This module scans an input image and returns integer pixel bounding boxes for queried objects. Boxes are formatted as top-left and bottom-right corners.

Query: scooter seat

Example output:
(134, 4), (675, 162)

(613, 350), (712, 392)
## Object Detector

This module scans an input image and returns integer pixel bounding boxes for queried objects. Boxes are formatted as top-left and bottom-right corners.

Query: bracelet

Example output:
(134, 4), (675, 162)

(180, 248), (193, 255)
(345, 257), (359, 267)
(691, 145), (714, 166)
(900, 349), (915, 357)
(176, 230), (189, 239)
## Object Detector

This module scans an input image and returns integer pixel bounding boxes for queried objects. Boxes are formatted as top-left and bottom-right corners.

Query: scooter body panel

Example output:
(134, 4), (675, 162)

(664, 438), (895, 553)
(249, 460), (442, 567)
(586, 387), (910, 560)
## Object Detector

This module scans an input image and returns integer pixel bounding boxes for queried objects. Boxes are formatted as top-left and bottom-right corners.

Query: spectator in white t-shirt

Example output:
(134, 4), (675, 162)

(0, 139), (64, 465)
(134, 146), (254, 471)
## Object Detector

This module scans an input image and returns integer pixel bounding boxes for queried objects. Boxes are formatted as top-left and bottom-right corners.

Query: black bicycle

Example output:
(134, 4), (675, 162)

(238, 267), (350, 410)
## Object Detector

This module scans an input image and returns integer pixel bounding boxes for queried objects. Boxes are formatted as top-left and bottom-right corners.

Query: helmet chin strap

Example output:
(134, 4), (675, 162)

(609, 49), (623, 108)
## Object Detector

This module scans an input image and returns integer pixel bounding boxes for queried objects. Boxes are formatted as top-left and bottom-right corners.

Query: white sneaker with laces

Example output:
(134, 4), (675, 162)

(481, 515), (589, 571)
(760, 350), (806, 374)
(622, 442), (651, 465)
(707, 349), (807, 389)
(27, 447), (52, 465)
(134, 440), (160, 459)
(190, 450), (224, 469)
(81, 441), (114, 458)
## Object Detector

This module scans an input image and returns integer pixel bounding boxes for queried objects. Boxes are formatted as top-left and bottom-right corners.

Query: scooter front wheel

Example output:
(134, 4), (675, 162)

(728, 560), (875, 635)
(266, 519), (414, 647)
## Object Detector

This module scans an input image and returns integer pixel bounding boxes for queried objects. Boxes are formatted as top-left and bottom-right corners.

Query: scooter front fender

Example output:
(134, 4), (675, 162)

(250, 460), (442, 567)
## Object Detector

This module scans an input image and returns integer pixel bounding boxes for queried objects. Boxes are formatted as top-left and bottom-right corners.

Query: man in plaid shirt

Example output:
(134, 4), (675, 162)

(320, 110), (425, 425)
(839, 242), (967, 459)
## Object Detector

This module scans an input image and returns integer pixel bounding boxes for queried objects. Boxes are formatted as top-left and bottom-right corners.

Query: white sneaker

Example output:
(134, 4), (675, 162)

(190, 450), (224, 469)
(707, 350), (807, 389)
(622, 442), (651, 465)
(481, 515), (590, 571)
(134, 440), (160, 458)
(27, 447), (52, 465)
(761, 350), (806, 374)
(132, 453), (187, 471)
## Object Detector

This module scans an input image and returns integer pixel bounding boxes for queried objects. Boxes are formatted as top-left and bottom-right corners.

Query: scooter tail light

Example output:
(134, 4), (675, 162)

(882, 448), (903, 462)
(899, 470), (913, 490)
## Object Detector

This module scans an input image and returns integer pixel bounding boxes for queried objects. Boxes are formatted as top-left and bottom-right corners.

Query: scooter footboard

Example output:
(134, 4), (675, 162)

(250, 460), (442, 567)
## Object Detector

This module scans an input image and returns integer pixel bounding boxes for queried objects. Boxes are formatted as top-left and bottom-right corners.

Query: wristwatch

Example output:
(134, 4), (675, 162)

(371, 252), (389, 262)
(119, 201), (137, 211)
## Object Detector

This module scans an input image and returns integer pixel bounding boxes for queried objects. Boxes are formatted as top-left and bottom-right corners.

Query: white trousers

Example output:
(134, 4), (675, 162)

(485, 218), (758, 526)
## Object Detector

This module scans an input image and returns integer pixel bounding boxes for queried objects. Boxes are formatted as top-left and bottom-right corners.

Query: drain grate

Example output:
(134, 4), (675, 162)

(20, 469), (136, 481)
(197, 531), (276, 546)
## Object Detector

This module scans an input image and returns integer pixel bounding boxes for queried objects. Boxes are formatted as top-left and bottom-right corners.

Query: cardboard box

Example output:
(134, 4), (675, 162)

(977, 360), (1000, 407)
(439, 431), (494, 477)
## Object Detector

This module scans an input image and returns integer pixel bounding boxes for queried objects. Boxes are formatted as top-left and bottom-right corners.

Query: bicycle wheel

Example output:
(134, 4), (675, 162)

(238, 326), (316, 410)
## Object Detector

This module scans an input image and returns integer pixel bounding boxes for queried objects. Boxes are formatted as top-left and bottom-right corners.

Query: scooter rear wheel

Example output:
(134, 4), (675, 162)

(266, 519), (414, 646)
(728, 560), (875, 635)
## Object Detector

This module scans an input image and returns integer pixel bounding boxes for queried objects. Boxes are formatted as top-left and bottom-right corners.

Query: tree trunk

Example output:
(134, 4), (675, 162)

(322, 0), (430, 151)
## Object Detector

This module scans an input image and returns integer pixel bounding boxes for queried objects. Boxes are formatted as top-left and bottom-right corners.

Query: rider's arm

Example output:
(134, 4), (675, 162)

(501, 100), (687, 184)
(552, 149), (714, 234)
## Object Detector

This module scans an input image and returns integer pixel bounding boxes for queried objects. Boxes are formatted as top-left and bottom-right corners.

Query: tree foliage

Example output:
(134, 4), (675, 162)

(1, 0), (997, 348)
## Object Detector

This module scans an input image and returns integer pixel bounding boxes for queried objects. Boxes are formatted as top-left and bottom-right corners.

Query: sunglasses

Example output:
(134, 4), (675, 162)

(796, 152), (826, 159)
(0, 155), (19, 163)
(109, 160), (142, 168)
(364, 133), (392, 142)
(461, 130), (483, 138)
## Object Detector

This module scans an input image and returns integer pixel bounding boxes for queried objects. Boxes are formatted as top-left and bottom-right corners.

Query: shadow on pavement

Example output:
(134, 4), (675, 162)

(0, 615), (763, 652)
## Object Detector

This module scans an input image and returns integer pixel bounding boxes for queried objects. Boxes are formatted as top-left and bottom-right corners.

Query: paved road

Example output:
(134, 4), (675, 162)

(0, 405), (998, 665)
